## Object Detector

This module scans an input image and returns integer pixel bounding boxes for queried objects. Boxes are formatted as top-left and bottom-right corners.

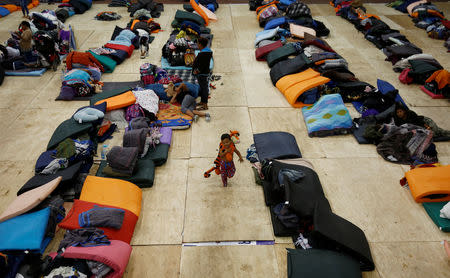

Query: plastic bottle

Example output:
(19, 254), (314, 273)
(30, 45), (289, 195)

(101, 144), (109, 160)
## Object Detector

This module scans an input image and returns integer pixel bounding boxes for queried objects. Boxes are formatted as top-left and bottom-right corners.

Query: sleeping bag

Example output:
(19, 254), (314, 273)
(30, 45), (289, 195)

(0, 207), (51, 252)
(406, 165), (450, 203)
(311, 200), (375, 271)
(270, 53), (311, 85)
(253, 131), (302, 162)
(54, 240), (132, 278)
(287, 249), (362, 278)
(302, 94), (353, 137)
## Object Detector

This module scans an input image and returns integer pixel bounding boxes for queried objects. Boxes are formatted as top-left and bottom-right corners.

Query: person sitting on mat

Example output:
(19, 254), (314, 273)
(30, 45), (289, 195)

(218, 133), (243, 187)
(170, 83), (211, 122)
(16, 21), (36, 66)
(390, 102), (450, 138)
(192, 37), (213, 111)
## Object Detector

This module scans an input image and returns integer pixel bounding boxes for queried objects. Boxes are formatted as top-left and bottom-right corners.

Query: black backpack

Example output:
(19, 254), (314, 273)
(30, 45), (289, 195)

(286, 2), (311, 19)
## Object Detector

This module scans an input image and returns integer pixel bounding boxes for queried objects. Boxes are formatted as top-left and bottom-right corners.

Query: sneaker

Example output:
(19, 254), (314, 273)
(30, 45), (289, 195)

(140, 54), (145, 59)
(205, 113), (211, 122)
(193, 115), (199, 122)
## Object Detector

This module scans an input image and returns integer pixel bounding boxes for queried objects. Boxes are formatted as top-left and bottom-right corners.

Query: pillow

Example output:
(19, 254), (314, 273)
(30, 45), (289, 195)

(58, 199), (138, 244)
(73, 107), (105, 123)
(56, 86), (78, 101)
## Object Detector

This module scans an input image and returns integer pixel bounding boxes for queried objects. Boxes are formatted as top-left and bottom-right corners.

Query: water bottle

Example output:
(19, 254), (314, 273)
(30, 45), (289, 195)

(101, 144), (109, 160)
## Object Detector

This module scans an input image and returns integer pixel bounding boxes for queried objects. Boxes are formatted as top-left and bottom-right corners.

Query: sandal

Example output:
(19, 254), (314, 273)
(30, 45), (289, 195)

(196, 103), (208, 110)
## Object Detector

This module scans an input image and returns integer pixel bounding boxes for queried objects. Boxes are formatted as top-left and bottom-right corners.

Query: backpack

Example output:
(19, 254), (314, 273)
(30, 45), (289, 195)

(184, 49), (195, 67)
(140, 63), (155, 85)
(286, 2), (311, 19)
(126, 104), (145, 122)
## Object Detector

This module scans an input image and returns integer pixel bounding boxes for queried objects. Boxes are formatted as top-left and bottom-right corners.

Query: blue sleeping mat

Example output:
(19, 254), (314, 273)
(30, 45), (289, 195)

(302, 94), (353, 137)
(0, 207), (51, 252)
(5, 68), (47, 76)
(253, 131), (302, 161)
(0, 7), (11, 17)
(161, 50), (214, 70)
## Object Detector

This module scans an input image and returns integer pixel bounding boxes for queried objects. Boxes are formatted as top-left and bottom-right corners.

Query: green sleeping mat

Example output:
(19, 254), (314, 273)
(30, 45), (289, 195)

(87, 50), (117, 73)
(287, 249), (362, 278)
(47, 119), (92, 150)
(266, 43), (298, 68)
(142, 143), (170, 166)
(96, 159), (155, 188)
(175, 10), (205, 26)
(423, 202), (450, 232)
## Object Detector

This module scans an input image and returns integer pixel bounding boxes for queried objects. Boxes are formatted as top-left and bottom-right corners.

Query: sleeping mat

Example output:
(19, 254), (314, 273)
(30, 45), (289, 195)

(17, 161), (83, 196)
(275, 68), (330, 107)
(175, 10), (205, 26)
(47, 118), (93, 150)
(266, 43), (298, 68)
(302, 94), (353, 137)
(96, 159), (156, 188)
(253, 131), (302, 162)
(0, 207), (51, 252)
(80, 176), (142, 217)
(87, 50), (117, 73)
(311, 200), (375, 271)
(58, 199), (138, 243)
(423, 202), (450, 232)
(270, 53), (311, 85)
(54, 240), (131, 278)
(142, 143), (170, 166)
(0, 177), (61, 223)
(405, 165), (450, 203)
(287, 249), (362, 278)
(255, 40), (283, 61)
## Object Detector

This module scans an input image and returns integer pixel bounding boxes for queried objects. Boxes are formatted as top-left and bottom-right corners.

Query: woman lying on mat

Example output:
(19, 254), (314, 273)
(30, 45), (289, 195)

(391, 102), (450, 139)
(170, 83), (211, 123)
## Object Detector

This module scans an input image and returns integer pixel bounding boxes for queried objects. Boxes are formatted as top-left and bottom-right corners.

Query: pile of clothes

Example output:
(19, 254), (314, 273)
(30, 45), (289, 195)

(95, 11), (122, 21)
(128, 0), (164, 18)
(161, 15), (212, 68)
(248, 132), (375, 275)
(1, 10), (75, 73)
(387, 0), (449, 47)
(331, 0), (449, 98)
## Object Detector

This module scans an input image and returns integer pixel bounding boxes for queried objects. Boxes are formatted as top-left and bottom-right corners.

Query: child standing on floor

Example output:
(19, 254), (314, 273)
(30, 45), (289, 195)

(192, 37), (213, 111)
(218, 133), (243, 187)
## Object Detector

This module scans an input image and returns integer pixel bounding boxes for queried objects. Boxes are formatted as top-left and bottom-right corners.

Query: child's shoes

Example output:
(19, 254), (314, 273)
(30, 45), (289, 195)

(193, 115), (199, 122)
(205, 113), (211, 122)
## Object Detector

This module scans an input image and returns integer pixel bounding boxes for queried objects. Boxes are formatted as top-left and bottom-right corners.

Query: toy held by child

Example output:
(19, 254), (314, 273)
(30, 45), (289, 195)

(204, 130), (240, 178)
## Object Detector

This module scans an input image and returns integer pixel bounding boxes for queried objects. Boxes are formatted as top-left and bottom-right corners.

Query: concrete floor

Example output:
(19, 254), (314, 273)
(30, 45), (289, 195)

(1, 2), (450, 278)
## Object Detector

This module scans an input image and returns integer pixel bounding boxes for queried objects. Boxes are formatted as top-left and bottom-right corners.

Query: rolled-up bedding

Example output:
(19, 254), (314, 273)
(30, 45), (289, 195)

(270, 53), (311, 85)
(255, 40), (283, 61)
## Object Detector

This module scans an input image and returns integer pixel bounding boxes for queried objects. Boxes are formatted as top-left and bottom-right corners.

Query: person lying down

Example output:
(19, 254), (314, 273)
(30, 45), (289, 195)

(169, 82), (211, 123)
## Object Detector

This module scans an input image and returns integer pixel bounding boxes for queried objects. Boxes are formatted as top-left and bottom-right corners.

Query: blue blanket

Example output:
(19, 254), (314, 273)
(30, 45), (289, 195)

(302, 94), (353, 137)
(5, 68), (47, 76)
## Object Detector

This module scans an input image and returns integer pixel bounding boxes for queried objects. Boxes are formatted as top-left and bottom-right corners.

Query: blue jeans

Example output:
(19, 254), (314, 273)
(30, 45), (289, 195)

(20, 0), (29, 16)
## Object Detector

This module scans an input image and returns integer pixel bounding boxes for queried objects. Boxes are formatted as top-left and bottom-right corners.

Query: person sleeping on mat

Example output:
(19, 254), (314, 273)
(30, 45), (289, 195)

(389, 102), (450, 139)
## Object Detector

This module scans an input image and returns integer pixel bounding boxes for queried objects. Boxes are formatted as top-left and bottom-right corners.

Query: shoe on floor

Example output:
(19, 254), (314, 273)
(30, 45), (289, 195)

(193, 115), (199, 122)
(205, 113), (211, 122)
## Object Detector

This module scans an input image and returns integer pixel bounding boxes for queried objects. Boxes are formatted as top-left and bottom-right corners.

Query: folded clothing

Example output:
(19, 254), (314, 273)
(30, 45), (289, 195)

(123, 128), (148, 155)
(58, 227), (110, 252)
(79, 205), (125, 229)
(106, 146), (139, 176)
